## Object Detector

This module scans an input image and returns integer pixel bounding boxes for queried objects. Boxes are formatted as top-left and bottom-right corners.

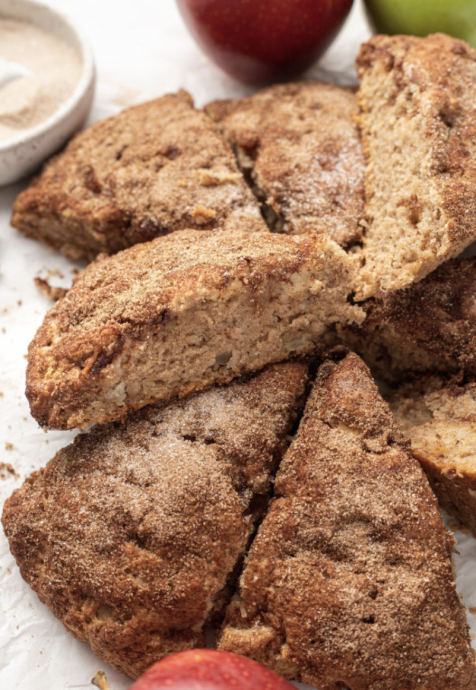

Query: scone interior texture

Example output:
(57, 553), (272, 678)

(337, 257), (476, 382)
(26, 229), (364, 430)
(356, 33), (476, 299)
(219, 350), (476, 690)
(206, 81), (365, 248)
(11, 90), (267, 261)
(2, 362), (308, 679)
(390, 376), (476, 537)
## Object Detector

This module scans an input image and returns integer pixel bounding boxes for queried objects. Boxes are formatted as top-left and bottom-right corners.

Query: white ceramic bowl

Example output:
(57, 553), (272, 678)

(0, 0), (95, 186)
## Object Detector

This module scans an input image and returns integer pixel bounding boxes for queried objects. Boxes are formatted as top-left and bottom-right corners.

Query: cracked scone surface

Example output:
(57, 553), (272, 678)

(219, 351), (476, 690)
(2, 362), (308, 679)
(11, 90), (267, 261)
(337, 257), (476, 382)
(390, 376), (476, 537)
(26, 229), (363, 430)
(356, 33), (476, 298)
(206, 81), (365, 248)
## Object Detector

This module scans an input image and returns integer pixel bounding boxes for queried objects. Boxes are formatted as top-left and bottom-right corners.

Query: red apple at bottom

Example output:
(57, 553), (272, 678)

(129, 649), (297, 690)
(176, 0), (354, 84)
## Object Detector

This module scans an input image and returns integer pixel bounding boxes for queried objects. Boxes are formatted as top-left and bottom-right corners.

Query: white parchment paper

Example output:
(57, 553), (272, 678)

(0, 1), (475, 688)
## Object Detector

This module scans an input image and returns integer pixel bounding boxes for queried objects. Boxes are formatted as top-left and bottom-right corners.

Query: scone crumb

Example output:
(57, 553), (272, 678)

(192, 204), (217, 224)
(195, 170), (243, 186)
(91, 671), (110, 690)
(34, 277), (68, 302)
(0, 462), (16, 478)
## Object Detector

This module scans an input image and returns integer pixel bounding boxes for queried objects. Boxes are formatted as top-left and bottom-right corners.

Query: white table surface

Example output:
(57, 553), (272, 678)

(1, 1), (475, 688)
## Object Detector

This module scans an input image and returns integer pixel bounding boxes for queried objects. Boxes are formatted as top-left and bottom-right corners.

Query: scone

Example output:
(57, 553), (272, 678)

(206, 81), (365, 248)
(2, 362), (308, 679)
(11, 90), (267, 261)
(390, 376), (476, 537)
(356, 33), (476, 298)
(26, 229), (364, 430)
(337, 257), (476, 382)
(219, 350), (476, 690)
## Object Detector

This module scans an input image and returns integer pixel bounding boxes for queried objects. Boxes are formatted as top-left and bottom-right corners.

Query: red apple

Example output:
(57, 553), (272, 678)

(176, 0), (354, 84)
(129, 649), (297, 690)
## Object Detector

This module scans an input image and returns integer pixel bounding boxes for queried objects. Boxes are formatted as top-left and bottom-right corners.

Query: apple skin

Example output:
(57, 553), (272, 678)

(176, 0), (354, 84)
(363, 0), (476, 49)
(128, 649), (297, 690)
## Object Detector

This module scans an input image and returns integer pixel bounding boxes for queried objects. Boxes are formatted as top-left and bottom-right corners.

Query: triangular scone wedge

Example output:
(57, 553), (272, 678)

(26, 229), (363, 430)
(390, 376), (476, 537)
(206, 81), (365, 248)
(11, 90), (267, 261)
(219, 350), (476, 690)
(3, 362), (308, 679)
(337, 257), (476, 382)
(356, 34), (476, 299)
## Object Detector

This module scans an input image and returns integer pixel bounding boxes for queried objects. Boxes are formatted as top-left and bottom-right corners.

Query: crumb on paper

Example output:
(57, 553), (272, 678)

(5, 442), (13, 450)
(92, 670), (110, 690)
(469, 607), (476, 614)
(71, 267), (79, 275)
(43, 267), (64, 279)
(0, 462), (18, 479)
(17, 299), (22, 306)
(34, 277), (68, 301)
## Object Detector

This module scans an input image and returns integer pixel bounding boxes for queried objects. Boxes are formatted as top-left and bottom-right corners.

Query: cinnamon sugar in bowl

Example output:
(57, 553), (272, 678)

(0, 0), (95, 186)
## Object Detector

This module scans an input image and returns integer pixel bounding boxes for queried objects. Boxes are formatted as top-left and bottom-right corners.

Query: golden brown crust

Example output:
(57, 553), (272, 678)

(2, 362), (308, 679)
(26, 229), (363, 430)
(389, 376), (476, 537)
(356, 34), (476, 297)
(338, 257), (476, 382)
(11, 90), (267, 261)
(206, 81), (365, 247)
(219, 350), (476, 690)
